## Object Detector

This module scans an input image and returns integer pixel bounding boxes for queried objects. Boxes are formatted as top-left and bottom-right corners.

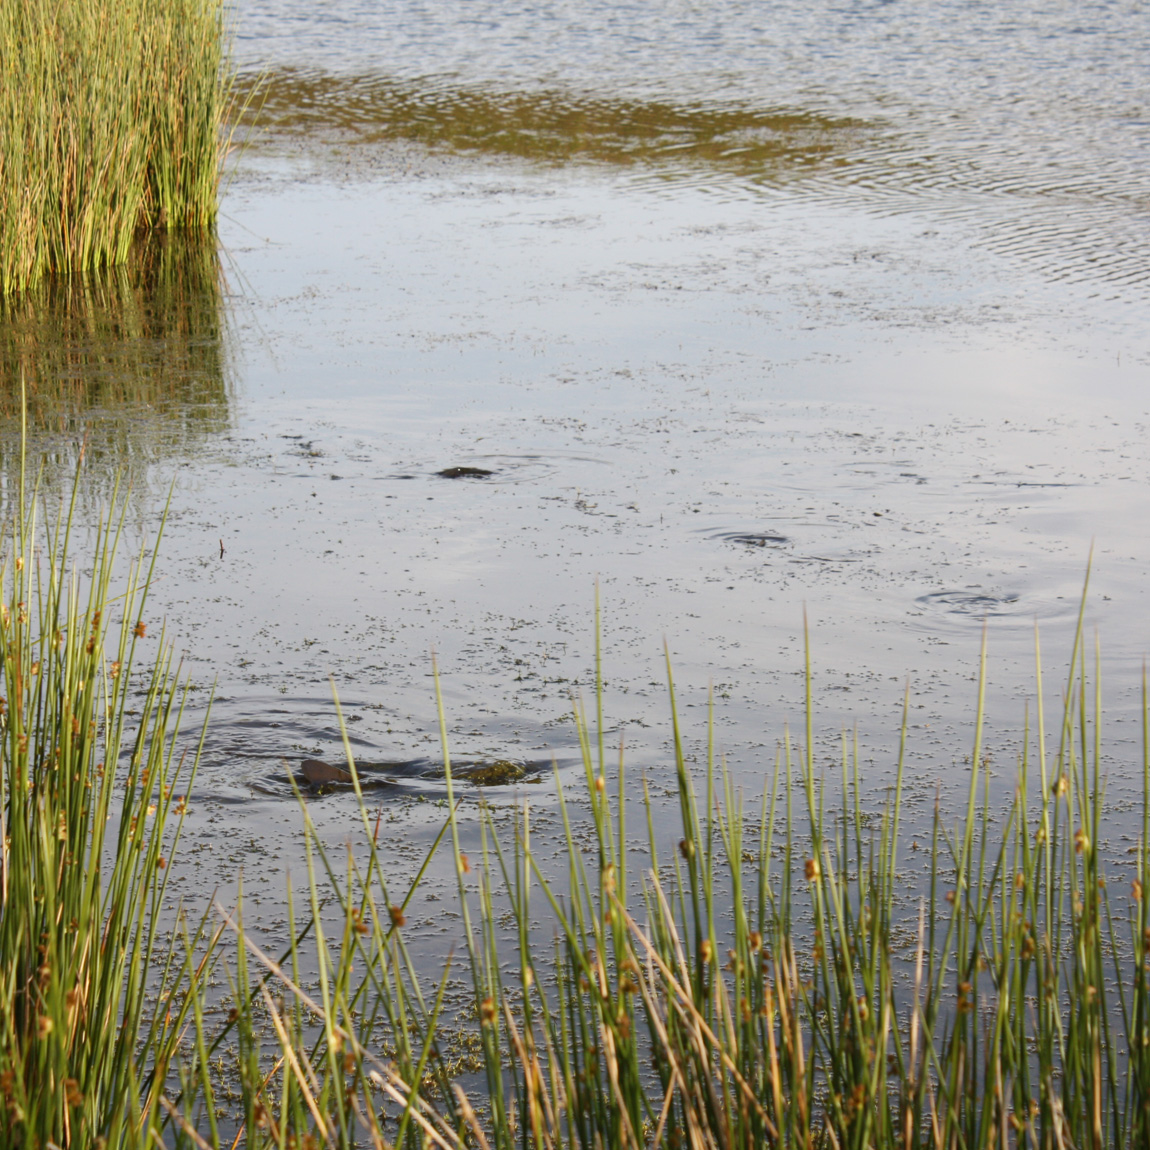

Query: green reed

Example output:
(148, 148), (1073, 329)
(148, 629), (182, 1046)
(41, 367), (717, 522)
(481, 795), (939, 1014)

(208, 575), (1150, 1150)
(0, 0), (232, 298)
(0, 454), (213, 1148)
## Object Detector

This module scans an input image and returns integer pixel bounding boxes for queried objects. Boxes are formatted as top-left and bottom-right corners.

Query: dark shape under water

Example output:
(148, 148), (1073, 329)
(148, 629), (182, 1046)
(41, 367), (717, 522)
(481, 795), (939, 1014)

(437, 466), (495, 479)
(291, 755), (534, 794)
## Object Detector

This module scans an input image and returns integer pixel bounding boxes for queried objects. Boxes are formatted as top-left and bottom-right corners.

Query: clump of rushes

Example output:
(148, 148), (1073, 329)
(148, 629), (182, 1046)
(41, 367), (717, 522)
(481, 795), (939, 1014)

(439, 592), (1150, 1150)
(0, 455), (211, 1148)
(0, 0), (233, 297)
(232, 581), (1150, 1149)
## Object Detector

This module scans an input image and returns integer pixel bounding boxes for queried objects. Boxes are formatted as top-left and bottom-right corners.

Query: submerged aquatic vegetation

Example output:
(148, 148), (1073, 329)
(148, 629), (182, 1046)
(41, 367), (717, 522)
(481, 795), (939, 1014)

(0, 0), (233, 297)
(231, 68), (867, 179)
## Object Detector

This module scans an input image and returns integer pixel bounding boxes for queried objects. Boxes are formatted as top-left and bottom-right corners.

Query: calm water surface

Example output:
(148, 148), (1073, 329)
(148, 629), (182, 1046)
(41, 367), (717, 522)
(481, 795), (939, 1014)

(5, 1), (1150, 932)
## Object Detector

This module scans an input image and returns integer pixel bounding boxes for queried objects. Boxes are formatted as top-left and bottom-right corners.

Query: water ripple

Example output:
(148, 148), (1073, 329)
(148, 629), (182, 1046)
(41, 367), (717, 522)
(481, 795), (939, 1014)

(233, 64), (1150, 291)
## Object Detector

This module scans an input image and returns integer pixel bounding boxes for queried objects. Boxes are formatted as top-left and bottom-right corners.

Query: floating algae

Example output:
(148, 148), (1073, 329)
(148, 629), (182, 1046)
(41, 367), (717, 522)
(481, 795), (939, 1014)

(456, 759), (526, 785)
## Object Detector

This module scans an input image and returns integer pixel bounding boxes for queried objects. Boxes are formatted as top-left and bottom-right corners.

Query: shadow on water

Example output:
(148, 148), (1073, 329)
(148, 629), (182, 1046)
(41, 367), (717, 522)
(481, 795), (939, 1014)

(0, 231), (232, 493)
(235, 67), (870, 181)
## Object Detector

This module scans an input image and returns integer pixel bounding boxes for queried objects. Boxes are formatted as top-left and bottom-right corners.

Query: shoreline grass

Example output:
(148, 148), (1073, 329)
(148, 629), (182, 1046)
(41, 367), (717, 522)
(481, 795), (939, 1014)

(3, 462), (1149, 1147)
(0, 0), (233, 298)
(189, 585), (1150, 1149)
(0, 457), (212, 1147)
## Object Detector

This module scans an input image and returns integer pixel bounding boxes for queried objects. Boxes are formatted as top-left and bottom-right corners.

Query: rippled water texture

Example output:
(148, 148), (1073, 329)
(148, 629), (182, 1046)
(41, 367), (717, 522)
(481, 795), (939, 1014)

(234, 0), (1150, 288)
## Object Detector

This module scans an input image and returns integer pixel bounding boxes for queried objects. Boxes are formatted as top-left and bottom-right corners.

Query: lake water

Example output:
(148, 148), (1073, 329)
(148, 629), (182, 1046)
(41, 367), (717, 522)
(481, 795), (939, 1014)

(5, 0), (1150, 928)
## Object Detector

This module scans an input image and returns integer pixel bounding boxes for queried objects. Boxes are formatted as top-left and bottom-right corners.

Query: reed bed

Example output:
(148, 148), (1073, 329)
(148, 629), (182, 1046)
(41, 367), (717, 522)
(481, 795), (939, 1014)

(0, 457), (212, 1148)
(0, 0), (232, 297)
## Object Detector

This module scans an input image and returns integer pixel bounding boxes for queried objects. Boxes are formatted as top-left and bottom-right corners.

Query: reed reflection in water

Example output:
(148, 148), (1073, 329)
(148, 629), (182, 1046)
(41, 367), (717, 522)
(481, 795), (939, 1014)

(0, 232), (233, 492)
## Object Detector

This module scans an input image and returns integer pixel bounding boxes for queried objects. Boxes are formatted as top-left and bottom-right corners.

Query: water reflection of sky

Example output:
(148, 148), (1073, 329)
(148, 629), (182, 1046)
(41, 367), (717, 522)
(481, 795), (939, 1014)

(175, 162), (1150, 813)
